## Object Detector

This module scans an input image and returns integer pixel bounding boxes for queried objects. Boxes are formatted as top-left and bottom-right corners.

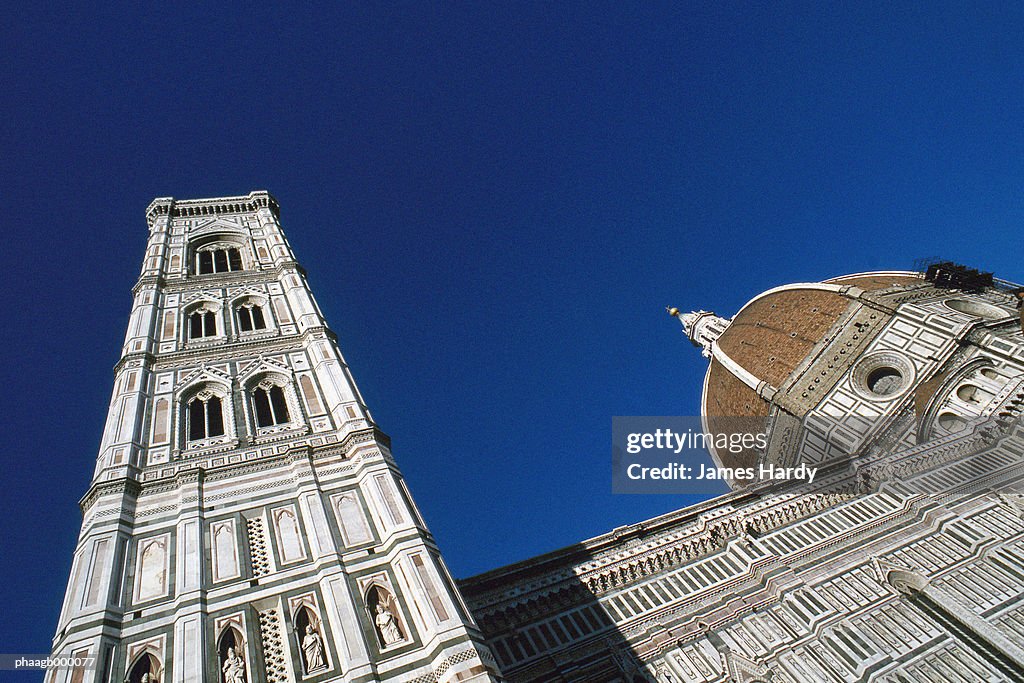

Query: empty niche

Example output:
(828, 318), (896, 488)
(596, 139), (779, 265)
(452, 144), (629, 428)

(334, 493), (373, 546)
(956, 383), (986, 404)
(271, 507), (305, 563)
(211, 521), (240, 582)
(135, 535), (169, 602)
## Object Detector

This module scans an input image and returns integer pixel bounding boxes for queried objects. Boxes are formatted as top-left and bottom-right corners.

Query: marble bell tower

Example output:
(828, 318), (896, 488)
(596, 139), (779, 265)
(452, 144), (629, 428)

(50, 192), (499, 683)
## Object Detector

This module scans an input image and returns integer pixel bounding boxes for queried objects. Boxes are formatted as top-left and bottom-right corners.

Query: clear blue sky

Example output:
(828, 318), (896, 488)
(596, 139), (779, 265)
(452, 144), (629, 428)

(3, 2), (1024, 663)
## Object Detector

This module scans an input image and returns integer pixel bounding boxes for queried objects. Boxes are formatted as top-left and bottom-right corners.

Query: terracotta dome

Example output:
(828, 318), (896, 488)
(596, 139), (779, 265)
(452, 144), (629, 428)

(674, 271), (924, 471)
(689, 271), (925, 421)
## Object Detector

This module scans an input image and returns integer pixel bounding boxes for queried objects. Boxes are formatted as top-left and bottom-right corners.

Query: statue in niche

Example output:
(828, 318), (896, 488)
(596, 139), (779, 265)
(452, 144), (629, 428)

(125, 653), (159, 683)
(301, 624), (326, 673)
(221, 647), (246, 683)
(374, 603), (404, 646)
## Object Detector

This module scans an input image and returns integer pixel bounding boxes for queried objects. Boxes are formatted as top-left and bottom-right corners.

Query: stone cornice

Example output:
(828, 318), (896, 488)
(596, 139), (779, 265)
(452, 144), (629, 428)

(79, 427), (392, 515)
(145, 191), (280, 228)
(79, 476), (142, 515)
(151, 326), (339, 370)
(131, 260), (306, 296)
(112, 325), (340, 375)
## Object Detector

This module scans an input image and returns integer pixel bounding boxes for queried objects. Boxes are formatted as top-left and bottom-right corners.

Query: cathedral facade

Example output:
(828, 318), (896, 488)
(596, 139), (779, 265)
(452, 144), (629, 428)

(52, 193), (1024, 683)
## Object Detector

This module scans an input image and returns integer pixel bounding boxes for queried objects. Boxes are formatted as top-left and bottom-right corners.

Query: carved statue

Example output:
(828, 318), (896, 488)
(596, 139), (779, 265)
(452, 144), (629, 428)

(301, 624), (326, 672)
(375, 603), (403, 646)
(222, 647), (246, 683)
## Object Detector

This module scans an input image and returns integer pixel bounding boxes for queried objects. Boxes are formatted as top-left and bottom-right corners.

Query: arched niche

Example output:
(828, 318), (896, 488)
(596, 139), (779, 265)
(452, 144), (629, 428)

(365, 585), (407, 649)
(126, 652), (161, 683)
(956, 383), (987, 404)
(294, 605), (328, 674)
(916, 357), (993, 443)
(218, 626), (247, 683)
(937, 412), (967, 433)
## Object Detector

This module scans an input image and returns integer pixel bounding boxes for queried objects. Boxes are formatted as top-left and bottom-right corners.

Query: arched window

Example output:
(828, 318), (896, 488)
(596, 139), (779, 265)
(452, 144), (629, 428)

(236, 303), (267, 332)
(188, 310), (217, 338)
(253, 384), (289, 427)
(196, 246), (243, 274)
(187, 394), (225, 440)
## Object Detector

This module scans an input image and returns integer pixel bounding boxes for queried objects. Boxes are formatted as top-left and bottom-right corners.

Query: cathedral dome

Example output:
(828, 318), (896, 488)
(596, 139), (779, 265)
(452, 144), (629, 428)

(673, 270), (925, 469)
(692, 271), (924, 418)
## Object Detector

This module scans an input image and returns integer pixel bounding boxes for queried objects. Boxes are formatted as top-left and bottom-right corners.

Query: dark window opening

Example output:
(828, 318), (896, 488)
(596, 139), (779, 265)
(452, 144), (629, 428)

(253, 385), (290, 427)
(237, 304), (267, 333)
(188, 310), (217, 339)
(198, 250), (214, 274)
(188, 398), (206, 440)
(187, 395), (225, 441)
(239, 310), (253, 332)
(213, 249), (228, 272)
(196, 247), (244, 275)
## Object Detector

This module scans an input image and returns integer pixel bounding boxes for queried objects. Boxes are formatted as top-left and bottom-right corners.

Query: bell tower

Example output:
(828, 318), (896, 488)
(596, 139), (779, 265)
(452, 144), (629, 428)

(51, 192), (499, 683)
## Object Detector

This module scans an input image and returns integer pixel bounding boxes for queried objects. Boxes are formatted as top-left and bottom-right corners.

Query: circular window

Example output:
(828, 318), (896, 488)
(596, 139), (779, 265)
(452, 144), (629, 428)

(944, 299), (1007, 319)
(851, 351), (915, 400)
(867, 367), (903, 395)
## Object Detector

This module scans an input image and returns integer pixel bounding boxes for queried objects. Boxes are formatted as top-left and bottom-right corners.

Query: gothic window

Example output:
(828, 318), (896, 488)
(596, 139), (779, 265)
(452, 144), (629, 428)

(188, 310), (217, 339)
(196, 247), (243, 274)
(187, 394), (225, 440)
(236, 303), (267, 332)
(252, 384), (290, 427)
